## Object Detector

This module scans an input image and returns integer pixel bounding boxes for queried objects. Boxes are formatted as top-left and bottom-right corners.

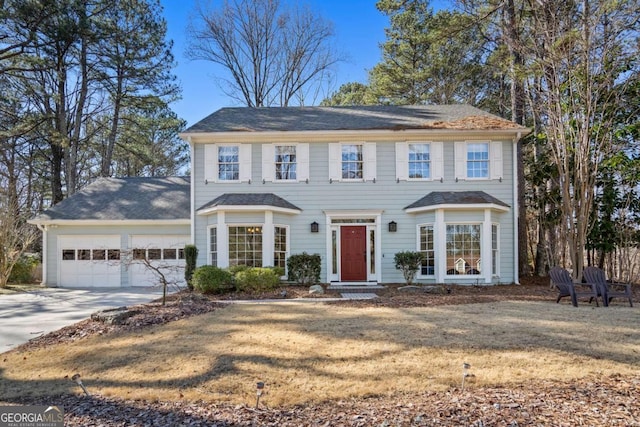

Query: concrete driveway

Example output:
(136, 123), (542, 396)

(0, 287), (164, 353)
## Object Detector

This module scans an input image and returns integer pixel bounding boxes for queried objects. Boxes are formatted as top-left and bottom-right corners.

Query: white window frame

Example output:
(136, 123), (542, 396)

(396, 141), (443, 182)
(273, 224), (290, 275)
(329, 142), (376, 182)
(492, 223), (500, 276)
(262, 143), (309, 183)
(445, 223), (482, 276)
(208, 226), (218, 267)
(454, 141), (503, 181)
(204, 143), (252, 183)
(228, 225), (263, 267)
(417, 224), (435, 277)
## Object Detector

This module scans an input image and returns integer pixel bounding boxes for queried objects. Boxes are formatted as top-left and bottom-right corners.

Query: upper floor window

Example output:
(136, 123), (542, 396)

(275, 145), (297, 180)
(329, 142), (376, 182)
(396, 141), (442, 181)
(455, 141), (503, 181)
(342, 144), (363, 179)
(409, 144), (430, 179)
(218, 146), (239, 180)
(262, 143), (309, 183)
(466, 143), (489, 178)
(204, 143), (252, 183)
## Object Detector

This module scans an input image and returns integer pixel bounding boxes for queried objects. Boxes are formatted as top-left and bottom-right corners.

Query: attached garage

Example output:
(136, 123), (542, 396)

(58, 235), (122, 288)
(129, 234), (190, 287)
(29, 177), (191, 289)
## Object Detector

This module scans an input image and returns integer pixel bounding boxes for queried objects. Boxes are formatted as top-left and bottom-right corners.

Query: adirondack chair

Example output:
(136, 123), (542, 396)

(583, 266), (633, 307)
(549, 267), (599, 307)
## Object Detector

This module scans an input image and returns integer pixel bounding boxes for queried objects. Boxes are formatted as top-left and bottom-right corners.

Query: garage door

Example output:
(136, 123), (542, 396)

(129, 235), (189, 287)
(59, 235), (122, 288)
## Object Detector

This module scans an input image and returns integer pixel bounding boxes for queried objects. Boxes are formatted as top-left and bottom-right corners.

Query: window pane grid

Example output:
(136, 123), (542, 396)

(228, 226), (263, 267)
(419, 225), (435, 275)
(274, 226), (287, 269)
(467, 143), (489, 178)
(218, 146), (239, 180)
(341, 144), (363, 179)
(210, 227), (217, 267)
(275, 146), (297, 180)
(446, 224), (481, 275)
(409, 144), (430, 179)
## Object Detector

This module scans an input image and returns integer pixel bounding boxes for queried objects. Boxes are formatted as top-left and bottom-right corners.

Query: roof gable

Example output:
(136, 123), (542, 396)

(404, 191), (510, 212)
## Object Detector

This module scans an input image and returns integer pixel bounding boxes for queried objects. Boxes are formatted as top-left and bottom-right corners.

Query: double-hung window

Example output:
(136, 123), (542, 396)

(409, 144), (430, 179)
(328, 142), (376, 182)
(455, 141), (502, 181)
(419, 225), (435, 275)
(218, 146), (239, 181)
(341, 144), (363, 179)
(275, 145), (297, 180)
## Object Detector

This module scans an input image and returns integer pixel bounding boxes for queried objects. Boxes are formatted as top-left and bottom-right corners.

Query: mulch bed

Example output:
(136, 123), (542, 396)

(3, 276), (639, 426)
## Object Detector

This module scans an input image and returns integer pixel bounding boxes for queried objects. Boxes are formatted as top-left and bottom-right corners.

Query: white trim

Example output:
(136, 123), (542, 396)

(405, 203), (509, 214)
(435, 209), (446, 283)
(263, 212), (274, 266)
(28, 219), (190, 226)
(324, 210), (383, 283)
(181, 128), (531, 143)
(197, 205), (301, 216)
(490, 141), (503, 180)
(416, 223), (435, 279)
(482, 209), (492, 283)
(217, 212), (228, 267)
(513, 135), (520, 284)
(190, 141), (196, 245)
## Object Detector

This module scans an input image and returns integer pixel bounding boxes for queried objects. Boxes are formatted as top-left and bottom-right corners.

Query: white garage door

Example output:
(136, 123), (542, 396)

(129, 235), (189, 287)
(59, 235), (122, 288)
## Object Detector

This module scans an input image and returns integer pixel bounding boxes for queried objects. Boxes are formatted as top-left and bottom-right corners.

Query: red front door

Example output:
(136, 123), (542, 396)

(340, 226), (367, 281)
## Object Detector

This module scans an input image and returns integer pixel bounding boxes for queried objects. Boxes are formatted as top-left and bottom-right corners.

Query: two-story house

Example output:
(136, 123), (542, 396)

(182, 105), (528, 286)
(30, 105), (528, 288)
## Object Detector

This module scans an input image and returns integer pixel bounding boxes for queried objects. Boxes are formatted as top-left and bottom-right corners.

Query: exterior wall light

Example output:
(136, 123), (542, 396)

(310, 221), (319, 233)
(388, 221), (397, 232)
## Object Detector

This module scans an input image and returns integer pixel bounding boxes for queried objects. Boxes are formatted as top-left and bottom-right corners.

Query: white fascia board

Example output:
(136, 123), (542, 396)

(27, 219), (190, 226)
(197, 205), (301, 216)
(181, 128), (531, 144)
(323, 209), (385, 217)
(405, 203), (510, 214)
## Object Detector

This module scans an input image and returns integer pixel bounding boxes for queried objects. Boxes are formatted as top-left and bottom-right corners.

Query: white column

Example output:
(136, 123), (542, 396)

(218, 212), (228, 267)
(482, 209), (492, 284)
(263, 211), (274, 267)
(435, 209), (446, 283)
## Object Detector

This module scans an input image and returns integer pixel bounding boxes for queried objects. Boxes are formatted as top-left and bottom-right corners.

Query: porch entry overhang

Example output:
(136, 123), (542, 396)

(404, 191), (511, 284)
(324, 210), (383, 284)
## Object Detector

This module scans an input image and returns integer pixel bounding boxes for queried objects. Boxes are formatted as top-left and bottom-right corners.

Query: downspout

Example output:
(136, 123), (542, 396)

(36, 224), (48, 286)
(513, 132), (522, 284)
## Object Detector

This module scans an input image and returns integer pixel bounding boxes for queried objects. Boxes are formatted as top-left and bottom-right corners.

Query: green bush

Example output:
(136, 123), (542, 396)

(184, 245), (198, 290)
(235, 267), (281, 293)
(268, 266), (285, 278)
(394, 251), (424, 286)
(287, 252), (321, 285)
(192, 266), (234, 294)
(9, 255), (39, 283)
(228, 264), (250, 276)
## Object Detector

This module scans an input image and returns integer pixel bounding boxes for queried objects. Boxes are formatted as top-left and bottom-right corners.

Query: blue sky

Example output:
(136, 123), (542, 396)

(160, 0), (451, 126)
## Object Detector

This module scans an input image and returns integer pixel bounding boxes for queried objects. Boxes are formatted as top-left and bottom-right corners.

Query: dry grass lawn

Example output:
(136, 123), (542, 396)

(1, 300), (638, 408)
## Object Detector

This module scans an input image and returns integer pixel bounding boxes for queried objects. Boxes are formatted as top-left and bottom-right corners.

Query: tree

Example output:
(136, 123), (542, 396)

(0, 202), (38, 288)
(320, 82), (373, 106)
(368, 0), (492, 105)
(186, 0), (343, 107)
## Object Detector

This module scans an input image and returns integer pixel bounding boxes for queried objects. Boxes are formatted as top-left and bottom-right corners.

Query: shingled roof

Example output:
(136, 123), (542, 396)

(404, 191), (510, 211)
(30, 176), (190, 222)
(197, 193), (301, 213)
(183, 105), (526, 133)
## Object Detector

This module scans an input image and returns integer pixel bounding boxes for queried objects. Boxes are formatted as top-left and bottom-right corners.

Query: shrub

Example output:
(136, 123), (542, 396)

(184, 245), (198, 290)
(228, 264), (250, 276)
(287, 252), (321, 285)
(9, 254), (39, 283)
(268, 266), (285, 278)
(235, 267), (281, 293)
(394, 251), (424, 286)
(192, 266), (234, 294)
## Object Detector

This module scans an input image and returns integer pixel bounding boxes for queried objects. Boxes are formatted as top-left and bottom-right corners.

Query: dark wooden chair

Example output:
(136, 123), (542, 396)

(583, 266), (633, 307)
(549, 266), (599, 307)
